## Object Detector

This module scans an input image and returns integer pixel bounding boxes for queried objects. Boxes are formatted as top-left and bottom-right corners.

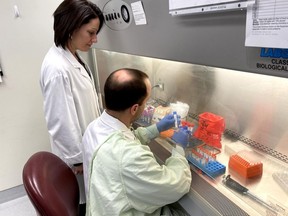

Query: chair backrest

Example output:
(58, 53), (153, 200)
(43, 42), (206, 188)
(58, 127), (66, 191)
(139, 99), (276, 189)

(22, 151), (79, 216)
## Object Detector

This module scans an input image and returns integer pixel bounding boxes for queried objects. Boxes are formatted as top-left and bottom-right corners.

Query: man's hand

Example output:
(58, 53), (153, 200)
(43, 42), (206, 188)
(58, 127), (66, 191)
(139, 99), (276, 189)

(172, 129), (189, 148)
(156, 114), (180, 132)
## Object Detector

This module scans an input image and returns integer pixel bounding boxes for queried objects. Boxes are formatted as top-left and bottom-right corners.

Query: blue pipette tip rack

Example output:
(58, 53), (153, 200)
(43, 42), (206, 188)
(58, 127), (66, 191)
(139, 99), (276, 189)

(187, 155), (226, 179)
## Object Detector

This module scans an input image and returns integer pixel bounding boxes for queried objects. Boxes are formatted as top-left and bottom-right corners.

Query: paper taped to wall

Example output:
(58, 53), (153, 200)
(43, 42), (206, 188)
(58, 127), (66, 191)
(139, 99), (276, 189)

(131, 1), (147, 25)
(245, 0), (288, 48)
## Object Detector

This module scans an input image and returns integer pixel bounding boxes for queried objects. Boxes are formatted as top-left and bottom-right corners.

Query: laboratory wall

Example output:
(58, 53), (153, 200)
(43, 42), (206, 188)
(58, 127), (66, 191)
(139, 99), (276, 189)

(0, 0), (62, 191)
(93, 0), (288, 79)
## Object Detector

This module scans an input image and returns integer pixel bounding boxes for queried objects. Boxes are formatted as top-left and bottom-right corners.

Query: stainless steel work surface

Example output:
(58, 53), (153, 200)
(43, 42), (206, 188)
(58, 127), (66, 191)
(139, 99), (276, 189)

(152, 136), (288, 216)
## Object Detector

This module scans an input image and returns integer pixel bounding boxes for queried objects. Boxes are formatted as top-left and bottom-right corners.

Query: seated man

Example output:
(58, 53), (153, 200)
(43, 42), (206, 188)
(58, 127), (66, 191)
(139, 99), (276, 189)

(82, 68), (192, 216)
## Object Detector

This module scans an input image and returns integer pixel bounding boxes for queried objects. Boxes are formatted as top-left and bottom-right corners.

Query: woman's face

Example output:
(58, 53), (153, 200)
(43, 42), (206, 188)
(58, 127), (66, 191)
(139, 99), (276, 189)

(69, 18), (100, 53)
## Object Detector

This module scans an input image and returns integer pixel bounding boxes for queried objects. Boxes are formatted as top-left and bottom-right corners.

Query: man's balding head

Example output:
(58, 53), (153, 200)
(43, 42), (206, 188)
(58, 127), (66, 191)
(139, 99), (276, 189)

(104, 68), (150, 111)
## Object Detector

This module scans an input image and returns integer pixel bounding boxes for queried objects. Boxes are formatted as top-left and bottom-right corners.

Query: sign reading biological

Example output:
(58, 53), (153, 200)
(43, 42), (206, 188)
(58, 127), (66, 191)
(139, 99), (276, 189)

(257, 48), (288, 72)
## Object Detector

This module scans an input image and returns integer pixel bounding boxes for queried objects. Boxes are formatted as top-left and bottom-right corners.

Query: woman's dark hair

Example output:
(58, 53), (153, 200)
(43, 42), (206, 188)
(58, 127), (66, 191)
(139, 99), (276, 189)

(53, 0), (104, 49)
(104, 68), (149, 111)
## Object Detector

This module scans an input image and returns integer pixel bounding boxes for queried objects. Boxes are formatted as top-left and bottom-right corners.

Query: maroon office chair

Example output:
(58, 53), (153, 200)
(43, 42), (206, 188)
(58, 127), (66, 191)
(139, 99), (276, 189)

(22, 151), (79, 216)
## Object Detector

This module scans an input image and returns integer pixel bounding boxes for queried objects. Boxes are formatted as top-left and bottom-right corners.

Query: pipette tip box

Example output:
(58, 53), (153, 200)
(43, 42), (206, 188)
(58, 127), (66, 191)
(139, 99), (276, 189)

(228, 151), (263, 179)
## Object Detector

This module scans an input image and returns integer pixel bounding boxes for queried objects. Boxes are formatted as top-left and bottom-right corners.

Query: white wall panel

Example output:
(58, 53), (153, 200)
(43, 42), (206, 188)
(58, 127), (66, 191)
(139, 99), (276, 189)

(0, 0), (62, 190)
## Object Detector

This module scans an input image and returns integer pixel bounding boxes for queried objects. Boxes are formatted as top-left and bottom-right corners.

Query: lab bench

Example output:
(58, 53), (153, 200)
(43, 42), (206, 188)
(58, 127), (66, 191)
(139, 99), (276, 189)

(149, 136), (288, 216)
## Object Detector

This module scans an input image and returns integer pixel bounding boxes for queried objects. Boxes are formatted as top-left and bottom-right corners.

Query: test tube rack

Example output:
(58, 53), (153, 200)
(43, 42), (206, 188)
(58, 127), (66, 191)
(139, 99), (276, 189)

(187, 148), (226, 179)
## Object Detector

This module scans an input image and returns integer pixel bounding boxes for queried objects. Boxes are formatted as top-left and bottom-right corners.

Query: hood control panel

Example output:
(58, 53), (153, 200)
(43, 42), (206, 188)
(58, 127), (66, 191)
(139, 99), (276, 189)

(103, 0), (133, 31)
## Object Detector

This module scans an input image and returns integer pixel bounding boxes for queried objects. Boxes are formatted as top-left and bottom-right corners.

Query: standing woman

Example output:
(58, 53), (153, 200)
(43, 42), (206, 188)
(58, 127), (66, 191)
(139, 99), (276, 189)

(40, 0), (104, 215)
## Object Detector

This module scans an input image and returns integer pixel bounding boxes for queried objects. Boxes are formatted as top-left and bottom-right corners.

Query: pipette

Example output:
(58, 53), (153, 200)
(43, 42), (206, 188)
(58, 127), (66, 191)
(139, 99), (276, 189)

(173, 111), (178, 128)
(222, 175), (278, 214)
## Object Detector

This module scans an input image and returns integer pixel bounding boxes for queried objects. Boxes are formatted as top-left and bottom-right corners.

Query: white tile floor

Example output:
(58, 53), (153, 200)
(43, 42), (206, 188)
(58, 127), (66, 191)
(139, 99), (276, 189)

(0, 195), (36, 216)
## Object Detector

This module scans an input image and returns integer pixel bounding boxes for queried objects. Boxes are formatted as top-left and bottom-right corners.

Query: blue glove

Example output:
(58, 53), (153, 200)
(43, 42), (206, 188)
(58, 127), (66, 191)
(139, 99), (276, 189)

(171, 128), (190, 148)
(156, 114), (180, 132)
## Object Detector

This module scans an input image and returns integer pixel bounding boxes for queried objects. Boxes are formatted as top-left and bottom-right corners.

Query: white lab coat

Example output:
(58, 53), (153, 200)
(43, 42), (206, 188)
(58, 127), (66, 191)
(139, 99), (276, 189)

(40, 44), (101, 203)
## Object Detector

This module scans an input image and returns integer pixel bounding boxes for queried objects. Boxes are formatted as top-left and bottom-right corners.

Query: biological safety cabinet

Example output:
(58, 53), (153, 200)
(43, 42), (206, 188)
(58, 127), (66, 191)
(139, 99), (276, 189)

(88, 0), (288, 215)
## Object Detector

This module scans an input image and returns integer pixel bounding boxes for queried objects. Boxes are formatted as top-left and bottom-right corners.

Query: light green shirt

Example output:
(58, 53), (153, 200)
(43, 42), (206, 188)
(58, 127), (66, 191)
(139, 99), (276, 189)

(84, 111), (191, 216)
